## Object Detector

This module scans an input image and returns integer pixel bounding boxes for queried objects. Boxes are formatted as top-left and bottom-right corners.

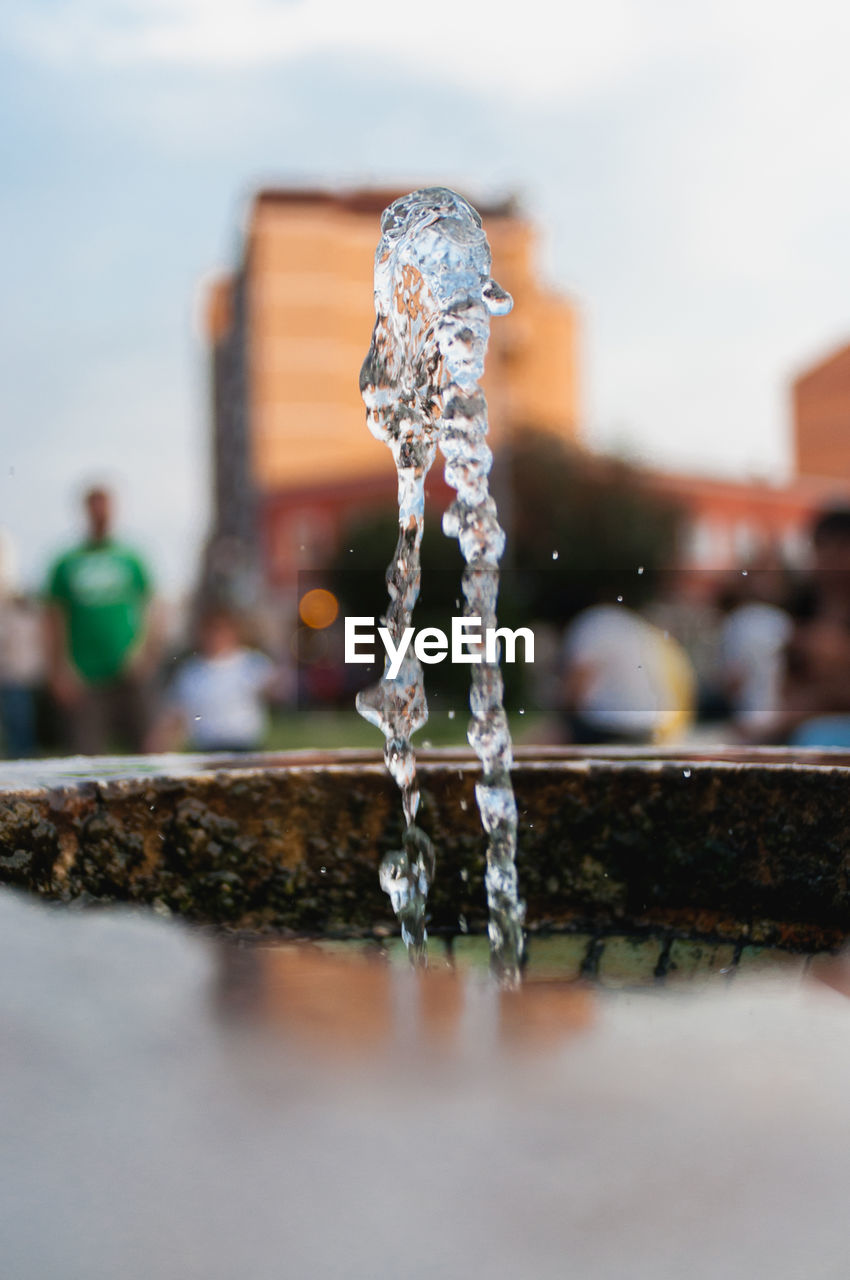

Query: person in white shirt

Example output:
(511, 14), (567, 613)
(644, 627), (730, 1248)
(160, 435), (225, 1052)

(149, 607), (276, 753)
(561, 603), (695, 744)
(0, 593), (45, 757)
(718, 599), (792, 734)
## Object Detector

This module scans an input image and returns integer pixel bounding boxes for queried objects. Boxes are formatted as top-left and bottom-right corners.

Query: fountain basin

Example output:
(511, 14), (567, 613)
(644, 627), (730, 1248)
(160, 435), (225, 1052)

(4, 882), (850, 1280)
(4, 748), (850, 1277)
(2, 746), (849, 959)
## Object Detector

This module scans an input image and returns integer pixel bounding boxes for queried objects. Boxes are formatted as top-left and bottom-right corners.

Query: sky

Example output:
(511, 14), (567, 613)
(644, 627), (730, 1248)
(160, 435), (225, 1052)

(1, 0), (849, 592)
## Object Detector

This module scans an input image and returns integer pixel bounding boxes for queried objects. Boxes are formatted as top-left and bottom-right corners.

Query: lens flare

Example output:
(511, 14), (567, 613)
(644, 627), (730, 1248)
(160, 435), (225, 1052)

(299, 588), (339, 629)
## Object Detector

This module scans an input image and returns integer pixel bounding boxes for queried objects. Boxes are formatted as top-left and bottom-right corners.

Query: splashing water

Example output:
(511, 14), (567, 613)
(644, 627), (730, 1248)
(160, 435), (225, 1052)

(357, 187), (525, 983)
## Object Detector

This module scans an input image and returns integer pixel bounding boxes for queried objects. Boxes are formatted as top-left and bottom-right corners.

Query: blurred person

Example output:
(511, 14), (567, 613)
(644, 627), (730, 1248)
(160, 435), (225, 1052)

(44, 487), (156, 755)
(560, 601), (695, 744)
(717, 572), (793, 737)
(148, 605), (276, 753)
(771, 508), (850, 746)
(644, 569), (733, 725)
(645, 570), (724, 702)
(789, 507), (850, 625)
(0, 593), (44, 757)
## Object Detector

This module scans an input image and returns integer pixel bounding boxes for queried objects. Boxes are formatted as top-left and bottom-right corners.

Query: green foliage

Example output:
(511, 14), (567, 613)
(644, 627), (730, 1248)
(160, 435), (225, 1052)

(496, 429), (683, 621)
(331, 429), (683, 629)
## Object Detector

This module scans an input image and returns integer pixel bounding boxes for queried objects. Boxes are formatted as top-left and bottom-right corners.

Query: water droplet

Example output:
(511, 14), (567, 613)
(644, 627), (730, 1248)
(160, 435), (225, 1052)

(741, 569), (748, 577)
(637, 566), (644, 575)
(481, 278), (513, 316)
(551, 550), (559, 561)
(447, 709), (456, 720)
(320, 866), (327, 874)
(518, 708), (525, 715)
(194, 716), (201, 721)
(683, 769), (692, 778)
(458, 913), (469, 933)
(617, 595), (623, 603)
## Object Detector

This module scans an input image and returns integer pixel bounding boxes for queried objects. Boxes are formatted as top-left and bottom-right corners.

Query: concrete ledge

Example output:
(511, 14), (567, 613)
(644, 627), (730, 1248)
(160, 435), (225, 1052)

(1, 746), (849, 949)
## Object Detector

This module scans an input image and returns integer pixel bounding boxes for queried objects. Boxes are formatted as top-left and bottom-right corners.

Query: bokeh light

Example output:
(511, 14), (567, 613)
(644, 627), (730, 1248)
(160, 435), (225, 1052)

(298, 588), (339, 629)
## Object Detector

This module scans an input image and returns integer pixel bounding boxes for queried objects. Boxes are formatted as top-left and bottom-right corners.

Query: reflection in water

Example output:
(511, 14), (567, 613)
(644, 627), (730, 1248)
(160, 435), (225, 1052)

(215, 941), (594, 1059)
(5, 892), (850, 1280)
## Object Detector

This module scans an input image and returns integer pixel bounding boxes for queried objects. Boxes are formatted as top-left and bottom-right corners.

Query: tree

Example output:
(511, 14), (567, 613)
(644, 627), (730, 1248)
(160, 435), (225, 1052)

(327, 429), (684, 710)
(493, 428), (683, 622)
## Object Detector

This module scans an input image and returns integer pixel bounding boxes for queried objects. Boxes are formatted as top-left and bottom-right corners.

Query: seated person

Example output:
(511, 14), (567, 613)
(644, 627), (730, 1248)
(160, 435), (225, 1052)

(149, 606), (276, 753)
(561, 602), (695, 745)
(717, 583), (792, 737)
(771, 509), (850, 746)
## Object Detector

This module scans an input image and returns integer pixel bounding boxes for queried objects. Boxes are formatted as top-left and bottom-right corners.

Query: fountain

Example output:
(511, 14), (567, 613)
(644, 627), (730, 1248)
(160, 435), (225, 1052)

(3, 189), (847, 972)
(3, 181), (850, 1276)
(356, 188), (523, 980)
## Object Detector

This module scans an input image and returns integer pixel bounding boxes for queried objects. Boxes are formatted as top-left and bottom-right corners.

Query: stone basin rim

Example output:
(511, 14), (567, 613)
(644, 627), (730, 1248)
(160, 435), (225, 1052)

(2, 743), (849, 952)
(3, 743), (850, 796)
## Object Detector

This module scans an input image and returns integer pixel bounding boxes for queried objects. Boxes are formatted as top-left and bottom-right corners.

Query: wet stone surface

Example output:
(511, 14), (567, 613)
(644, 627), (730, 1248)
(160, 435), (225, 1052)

(1, 748), (850, 951)
(3, 885), (850, 1280)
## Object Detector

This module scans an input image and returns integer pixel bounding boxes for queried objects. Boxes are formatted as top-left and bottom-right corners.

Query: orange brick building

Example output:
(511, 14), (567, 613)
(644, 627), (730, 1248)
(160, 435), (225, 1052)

(202, 188), (850, 617)
(641, 338), (850, 584)
(204, 186), (579, 596)
(645, 469), (840, 575)
(792, 340), (850, 481)
(642, 338), (850, 576)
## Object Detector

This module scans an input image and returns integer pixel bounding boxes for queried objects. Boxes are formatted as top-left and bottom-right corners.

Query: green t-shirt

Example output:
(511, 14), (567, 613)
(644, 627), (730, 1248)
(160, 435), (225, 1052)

(46, 541), (152, 684)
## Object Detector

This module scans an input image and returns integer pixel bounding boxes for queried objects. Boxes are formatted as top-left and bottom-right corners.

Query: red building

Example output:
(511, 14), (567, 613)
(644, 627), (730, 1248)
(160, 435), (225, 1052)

(645, 469), (845, 573)
(202, 185), (579, 609)
(793, 340), (850, 481)
(202, 185), (850, 617)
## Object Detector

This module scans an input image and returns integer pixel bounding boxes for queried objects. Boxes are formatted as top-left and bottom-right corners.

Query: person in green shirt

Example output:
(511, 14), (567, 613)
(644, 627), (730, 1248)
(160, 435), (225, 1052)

(45, 486), (156, 755)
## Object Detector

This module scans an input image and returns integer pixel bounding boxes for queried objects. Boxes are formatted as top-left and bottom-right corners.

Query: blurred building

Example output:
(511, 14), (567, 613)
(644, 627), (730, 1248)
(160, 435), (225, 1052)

(645, 471), (832, 576)
(792, 340), (850, 481)
(202, 189), (850, 627)
(643, 337), (850, 577)
(203, 187), (579, 598)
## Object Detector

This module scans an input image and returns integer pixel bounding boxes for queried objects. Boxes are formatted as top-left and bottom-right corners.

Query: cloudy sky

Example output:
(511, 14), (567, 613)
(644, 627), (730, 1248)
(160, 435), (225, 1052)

(1, 0), (849, 591)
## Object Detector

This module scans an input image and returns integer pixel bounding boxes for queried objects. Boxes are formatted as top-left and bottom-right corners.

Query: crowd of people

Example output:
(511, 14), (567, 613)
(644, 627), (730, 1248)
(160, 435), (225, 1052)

(4, 490), (850, 758)
(557, 507), (850, 748)
(0, 487), (280, 758)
